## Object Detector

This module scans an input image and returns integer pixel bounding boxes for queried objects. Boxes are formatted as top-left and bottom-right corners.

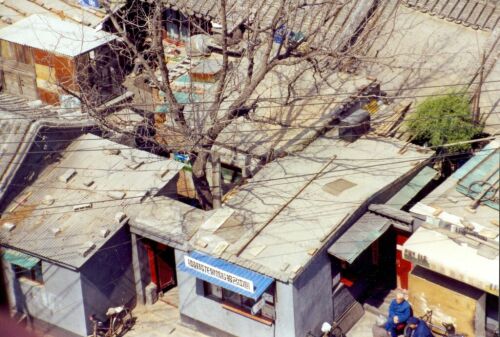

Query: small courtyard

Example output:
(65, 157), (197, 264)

(126, 288), (208, 337)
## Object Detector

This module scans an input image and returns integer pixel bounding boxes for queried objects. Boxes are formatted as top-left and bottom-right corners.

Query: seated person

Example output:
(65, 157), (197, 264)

(405, 317), (434, 337)
(385, 292), (411, 337)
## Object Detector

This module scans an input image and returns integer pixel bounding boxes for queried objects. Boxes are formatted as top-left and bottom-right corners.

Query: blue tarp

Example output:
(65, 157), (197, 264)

(155, 92), (200, 113)
(178, 251), (273, 300)
(79, 0), (99, 8)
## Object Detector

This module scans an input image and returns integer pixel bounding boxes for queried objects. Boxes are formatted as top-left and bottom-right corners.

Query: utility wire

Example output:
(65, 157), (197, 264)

(1, 110), (498, 150)
(0, 147), (492, 219)
(0, 81), (498, 121)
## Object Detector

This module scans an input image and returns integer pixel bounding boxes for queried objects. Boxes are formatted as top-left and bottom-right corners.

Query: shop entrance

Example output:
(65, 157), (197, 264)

(144, 241), (177, 293)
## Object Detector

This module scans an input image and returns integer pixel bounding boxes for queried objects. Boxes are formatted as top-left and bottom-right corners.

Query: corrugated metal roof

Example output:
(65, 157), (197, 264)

(455, 142), (499, 211)
(386, 166), (438, 209)
(0, 14), (116, 57)
(178, 251), (273, 300)
(327, 212), (391, 264)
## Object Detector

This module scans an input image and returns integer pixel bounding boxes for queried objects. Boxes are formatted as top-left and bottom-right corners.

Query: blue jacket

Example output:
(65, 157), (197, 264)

(388, 299), (411, 323)
(406, 320), (434, 337)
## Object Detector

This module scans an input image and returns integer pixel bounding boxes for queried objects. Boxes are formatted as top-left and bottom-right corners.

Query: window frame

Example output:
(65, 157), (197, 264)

(202, 281), (276, 323)
(14, 261), (43, 284)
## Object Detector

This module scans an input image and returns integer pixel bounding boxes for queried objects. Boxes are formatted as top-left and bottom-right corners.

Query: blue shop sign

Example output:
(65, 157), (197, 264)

(178, 251), (273, 300)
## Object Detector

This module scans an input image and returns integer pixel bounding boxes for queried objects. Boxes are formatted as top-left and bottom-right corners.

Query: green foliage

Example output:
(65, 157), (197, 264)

(406, 92), (481, 153)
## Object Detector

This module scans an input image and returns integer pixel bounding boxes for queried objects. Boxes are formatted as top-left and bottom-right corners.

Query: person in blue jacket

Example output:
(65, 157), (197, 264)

(404, 317), (434, 337)
(385, 292), (411, 337)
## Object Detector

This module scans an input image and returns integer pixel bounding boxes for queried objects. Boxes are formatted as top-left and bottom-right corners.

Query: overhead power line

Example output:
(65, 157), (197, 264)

(0, 80), (498, 121)
(0, 147), (493, 220)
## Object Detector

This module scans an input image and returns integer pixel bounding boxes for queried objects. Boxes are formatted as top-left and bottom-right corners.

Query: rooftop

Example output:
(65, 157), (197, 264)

(406, 140), (499, 295)
(161, 0), (366, 46)
(401, 0), (499, 31)
(128, 132), (433, 281)
(414, 139), (499, 225)
(0, 14), (116, 57)
(212, 65), (375, 170)
(0, 94), (95, 205)
(363, 2), (500, 135)
(0, 0), (114, 29)
(0, 133), (185, 269)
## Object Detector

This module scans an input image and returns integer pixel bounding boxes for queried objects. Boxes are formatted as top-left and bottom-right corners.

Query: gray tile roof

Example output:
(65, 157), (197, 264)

(402, 0), (499, 30)
(0, 94), (94, 205)
(162, 0), (375, 48)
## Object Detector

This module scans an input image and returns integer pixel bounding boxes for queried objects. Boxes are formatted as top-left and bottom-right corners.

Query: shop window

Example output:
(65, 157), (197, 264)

(14, 262), (43, 284)
(204, 282), (223, 300)
(203, 281), (276, 322)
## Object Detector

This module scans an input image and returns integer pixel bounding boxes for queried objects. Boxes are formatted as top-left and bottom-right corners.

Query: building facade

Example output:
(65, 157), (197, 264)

(126, 133), (434, 337)
(0, 133), (185, 336)
(0, 14), (122, 105)
(2, 226), (134, 337)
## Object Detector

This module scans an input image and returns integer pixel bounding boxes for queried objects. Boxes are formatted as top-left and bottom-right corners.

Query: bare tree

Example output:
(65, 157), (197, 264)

(69, 0), (380, 209)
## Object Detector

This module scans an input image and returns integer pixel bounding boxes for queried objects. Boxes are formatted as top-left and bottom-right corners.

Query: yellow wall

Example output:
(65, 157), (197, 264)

(409, 266), (486, 337)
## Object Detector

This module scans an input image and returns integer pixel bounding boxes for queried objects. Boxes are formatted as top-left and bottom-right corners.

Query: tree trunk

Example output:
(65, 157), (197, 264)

(191, 151), (213, 210)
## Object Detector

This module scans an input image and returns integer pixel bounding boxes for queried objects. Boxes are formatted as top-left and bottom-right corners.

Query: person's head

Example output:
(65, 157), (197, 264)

(321, 322), (332, 333)
(407, 317), (419, 329)
(396, 292), (405, 304)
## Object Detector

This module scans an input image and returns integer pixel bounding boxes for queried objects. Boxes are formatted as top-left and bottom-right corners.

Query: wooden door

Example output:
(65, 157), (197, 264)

(156, 244), (176, 290)
(3, 72), (22, 95)
(145, 242), (176, 292)
(396, 233), (412, 290)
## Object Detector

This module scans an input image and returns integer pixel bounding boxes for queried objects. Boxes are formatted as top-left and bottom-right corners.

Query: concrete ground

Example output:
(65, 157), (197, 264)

(125, 300), (208, 337)
(346, 311), (380, 337)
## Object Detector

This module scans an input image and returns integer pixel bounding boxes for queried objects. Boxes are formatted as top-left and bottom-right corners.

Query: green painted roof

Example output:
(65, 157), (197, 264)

(2, 249), (40, 269)
(455, 143), (499, 211)
(386, 166), (438, 209)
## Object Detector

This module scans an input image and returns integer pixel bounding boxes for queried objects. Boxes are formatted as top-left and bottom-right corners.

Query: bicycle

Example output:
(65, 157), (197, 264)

(88, 305), (133, 337)
(403, 309), (467, 337)
(306, 321), (345, 337)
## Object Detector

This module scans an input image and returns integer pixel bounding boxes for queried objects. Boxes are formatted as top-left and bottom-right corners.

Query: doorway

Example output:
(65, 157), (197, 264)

(144, 241), (177, 293)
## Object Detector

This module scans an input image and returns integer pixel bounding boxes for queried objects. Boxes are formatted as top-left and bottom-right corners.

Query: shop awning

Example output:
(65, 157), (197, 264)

(327, 212), (391, 264)
(178, 251), (273, 300)
(386, 166), (437, 209)
(403, 227), (499, 296)
(2, 249), (40, 269)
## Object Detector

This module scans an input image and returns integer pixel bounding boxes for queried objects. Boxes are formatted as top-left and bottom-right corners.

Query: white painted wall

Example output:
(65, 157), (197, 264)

(175, 250), (296, 337)
(4, 260), (87, 336)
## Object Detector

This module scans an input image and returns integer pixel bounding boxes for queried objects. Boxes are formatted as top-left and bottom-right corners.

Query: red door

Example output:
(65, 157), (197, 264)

(145, 242), (176, 292)
(396, 233), (412, 290)
(156, 244), (176, 290)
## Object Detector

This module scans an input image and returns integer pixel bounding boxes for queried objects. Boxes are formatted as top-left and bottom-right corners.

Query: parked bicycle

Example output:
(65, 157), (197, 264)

(404, 309), (466, 337)
(306, 321), (345, 337)
(89, 305), (133, 337)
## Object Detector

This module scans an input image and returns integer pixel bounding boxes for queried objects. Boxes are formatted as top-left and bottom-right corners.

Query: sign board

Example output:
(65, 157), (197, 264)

(251, 297), (266, 315)
(184, 255), (254, 293)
